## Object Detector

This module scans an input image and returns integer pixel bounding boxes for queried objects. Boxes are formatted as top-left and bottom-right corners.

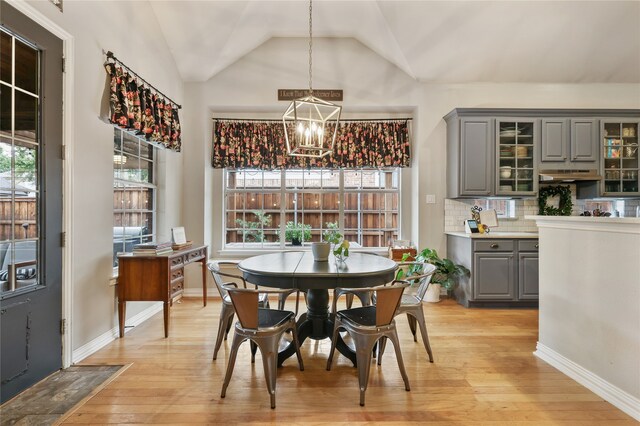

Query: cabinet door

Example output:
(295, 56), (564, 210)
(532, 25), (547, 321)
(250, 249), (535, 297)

(571, 119), (598, 162)
(473, 253), (515, 300)
(496, 119), (537, 195)
(518, 253), (539, 300)
(601, 120), (639, 196)
(541, 119), (568, 163)
(460, 118), (493, 196)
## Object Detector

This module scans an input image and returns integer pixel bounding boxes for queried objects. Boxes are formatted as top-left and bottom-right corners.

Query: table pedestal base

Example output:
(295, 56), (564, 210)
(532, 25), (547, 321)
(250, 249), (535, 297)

(278, 289), (357, 367)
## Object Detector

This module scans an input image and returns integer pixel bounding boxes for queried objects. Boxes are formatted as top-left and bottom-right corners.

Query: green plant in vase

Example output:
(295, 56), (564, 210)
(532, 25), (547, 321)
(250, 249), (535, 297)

(322, 222), (349, 262)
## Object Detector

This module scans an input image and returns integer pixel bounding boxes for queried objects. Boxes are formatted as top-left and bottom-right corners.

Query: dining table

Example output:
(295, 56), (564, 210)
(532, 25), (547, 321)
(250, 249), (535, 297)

(237, 251), (398, 366)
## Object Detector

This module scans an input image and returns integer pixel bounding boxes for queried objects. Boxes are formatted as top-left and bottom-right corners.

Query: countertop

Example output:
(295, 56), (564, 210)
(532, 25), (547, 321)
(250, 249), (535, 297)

(445, 231), (538, 239)
(525, 215), (640, 224)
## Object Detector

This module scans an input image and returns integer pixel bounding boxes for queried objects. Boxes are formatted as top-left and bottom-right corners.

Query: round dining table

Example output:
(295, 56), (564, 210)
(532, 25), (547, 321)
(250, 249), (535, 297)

(238, 251), (397, 366)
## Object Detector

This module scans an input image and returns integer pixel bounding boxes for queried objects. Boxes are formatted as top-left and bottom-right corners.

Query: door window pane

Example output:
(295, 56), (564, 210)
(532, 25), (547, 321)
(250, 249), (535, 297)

(0, 30), (11, 84)
(14, 39), (38, 94)
(14, 90), (37, 141)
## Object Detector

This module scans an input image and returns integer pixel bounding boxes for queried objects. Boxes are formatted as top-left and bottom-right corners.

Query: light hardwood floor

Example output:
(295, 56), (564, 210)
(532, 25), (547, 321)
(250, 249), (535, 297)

(63, 297), (635, 424)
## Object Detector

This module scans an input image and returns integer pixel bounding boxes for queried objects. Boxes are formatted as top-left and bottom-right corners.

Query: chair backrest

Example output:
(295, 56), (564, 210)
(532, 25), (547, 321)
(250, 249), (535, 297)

(398, 262), (437, 301)
(207, 261), (247, 299)
(374, 281), (409, 326)
(224, 286), (260, 329)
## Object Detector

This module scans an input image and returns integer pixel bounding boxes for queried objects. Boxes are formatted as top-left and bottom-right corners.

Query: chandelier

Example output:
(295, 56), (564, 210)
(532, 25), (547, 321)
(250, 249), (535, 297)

(282, 0), (341, 158)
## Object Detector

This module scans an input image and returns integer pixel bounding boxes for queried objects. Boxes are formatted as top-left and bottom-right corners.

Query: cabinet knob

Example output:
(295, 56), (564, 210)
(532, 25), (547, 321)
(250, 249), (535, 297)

(535, 243), (539, 249)
(490, 243), (499, 248)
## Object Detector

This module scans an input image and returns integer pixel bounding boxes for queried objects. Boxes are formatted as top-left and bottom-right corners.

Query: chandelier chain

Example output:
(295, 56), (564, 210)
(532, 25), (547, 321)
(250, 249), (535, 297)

(308, 0), (313, 95)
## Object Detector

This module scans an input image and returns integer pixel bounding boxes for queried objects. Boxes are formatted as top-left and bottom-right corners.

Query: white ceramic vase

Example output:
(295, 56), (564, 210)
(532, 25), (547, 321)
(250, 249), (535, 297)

(311, 242), (331, 262)
(424, 283), (442, 303)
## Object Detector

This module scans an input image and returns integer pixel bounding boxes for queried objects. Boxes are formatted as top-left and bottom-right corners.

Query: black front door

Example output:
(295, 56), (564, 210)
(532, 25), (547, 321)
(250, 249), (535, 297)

(0, 2), (63, 403)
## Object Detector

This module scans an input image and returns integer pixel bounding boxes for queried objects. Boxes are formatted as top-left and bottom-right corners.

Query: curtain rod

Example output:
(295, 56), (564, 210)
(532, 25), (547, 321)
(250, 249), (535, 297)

(212, 117), (413, 122)
(105, 50), (182, 109)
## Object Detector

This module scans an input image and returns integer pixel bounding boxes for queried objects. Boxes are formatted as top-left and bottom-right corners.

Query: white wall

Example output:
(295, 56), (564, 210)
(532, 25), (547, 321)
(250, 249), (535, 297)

(22, 0), (184, 351)
(182, 36), (640, 295)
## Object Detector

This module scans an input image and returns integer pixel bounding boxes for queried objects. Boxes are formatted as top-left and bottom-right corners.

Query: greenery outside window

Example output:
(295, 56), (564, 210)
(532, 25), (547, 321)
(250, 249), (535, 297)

(472, 199), (516, 219)
(225, 168), (400, 249)
(113, 129), (157, 266)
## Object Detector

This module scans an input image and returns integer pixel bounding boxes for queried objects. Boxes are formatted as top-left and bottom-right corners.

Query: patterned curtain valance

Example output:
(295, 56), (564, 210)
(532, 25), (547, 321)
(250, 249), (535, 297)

(212, 119), (411, 169)
(104, 62), (182, 152)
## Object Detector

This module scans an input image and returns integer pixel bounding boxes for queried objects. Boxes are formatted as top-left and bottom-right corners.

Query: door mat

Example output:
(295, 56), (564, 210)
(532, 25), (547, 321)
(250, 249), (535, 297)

(0, 364), (126, 426)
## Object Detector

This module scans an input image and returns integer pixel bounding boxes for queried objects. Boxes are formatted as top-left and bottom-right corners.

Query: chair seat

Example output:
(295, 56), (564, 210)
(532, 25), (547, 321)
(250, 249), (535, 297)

(258, 308), (294, 328)
(337, 306), (376, 327)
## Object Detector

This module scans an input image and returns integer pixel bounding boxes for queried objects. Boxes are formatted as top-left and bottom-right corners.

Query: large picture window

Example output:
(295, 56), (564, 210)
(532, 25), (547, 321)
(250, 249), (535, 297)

(224, 168), (400, 249)
(113, 129), (157, 266)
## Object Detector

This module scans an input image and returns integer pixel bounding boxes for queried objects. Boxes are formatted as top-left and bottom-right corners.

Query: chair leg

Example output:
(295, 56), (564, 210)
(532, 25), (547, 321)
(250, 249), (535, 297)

(414, 310), (434, 363)
(353, 334), (376, 406)
(213, 304), (234, 360)
(345, 293), (354, 309)
(291, 321), (304, 371)
(407, 313), (417, 342)
(326, 319), (341, 371)
(278, 293), (286, 311)
(377, 336), (387, 366)
(221, 333), (244, 398)
(250, 341), (258, 363)
(256, 338), (280, 409)
(387, 329), (410, 392)
(225, 313), (234, 340)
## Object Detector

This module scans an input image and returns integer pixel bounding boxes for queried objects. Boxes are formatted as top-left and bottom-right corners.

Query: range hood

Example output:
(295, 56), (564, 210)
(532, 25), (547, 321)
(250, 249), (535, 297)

(539, 169), (603, 183)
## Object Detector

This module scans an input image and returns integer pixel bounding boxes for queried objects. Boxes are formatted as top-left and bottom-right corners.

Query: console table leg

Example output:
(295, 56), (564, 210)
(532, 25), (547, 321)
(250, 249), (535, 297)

(163, 301), (170, 338)
(118, 301), (126, 338)
(201, 259), (207, 307)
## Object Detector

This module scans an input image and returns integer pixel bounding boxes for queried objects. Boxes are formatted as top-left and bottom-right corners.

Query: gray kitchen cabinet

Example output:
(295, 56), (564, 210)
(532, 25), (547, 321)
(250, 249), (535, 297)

(474, 252), (515, 300)
(448, 234), (538, 307)
(446, 113), (493, 198)
(601, 120), (640, 196)
(541, 118), (598, 165)
(495, 119), (538, 196)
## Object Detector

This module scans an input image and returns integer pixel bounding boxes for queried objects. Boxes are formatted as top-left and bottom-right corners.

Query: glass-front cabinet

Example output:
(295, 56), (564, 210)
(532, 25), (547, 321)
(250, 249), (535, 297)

(602, 121), (639, 196)
(496, 120), (537, 196)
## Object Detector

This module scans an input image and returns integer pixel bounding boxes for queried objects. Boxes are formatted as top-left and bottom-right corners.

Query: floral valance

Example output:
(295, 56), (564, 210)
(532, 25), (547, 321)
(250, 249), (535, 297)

(212, 119), (411, 169)
(104, 63), (182, 152)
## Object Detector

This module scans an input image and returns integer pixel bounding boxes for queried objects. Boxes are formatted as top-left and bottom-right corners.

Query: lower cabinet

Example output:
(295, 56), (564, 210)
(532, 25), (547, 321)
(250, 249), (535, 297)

(448, 235), (538, 307)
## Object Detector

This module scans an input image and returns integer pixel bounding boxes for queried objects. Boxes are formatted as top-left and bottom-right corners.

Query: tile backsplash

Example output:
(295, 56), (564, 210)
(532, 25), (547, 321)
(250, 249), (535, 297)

(445, 198), (538, 233)
(445, 185), (640, 233)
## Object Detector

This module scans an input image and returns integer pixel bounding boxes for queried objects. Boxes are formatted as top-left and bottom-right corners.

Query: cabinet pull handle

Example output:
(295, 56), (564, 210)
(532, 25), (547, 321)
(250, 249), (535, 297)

(535, 243), (539, 249)
(490, 243), (499, 248)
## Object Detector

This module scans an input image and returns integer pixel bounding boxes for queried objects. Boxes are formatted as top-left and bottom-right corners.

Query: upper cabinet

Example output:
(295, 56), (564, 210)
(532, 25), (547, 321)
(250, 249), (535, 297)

(496, 119), (537, 196)
(447, 116), (493, 198)
(601, 120), (639, 196)
(445, 109), (640, 199)
(541, 118), (598, 166)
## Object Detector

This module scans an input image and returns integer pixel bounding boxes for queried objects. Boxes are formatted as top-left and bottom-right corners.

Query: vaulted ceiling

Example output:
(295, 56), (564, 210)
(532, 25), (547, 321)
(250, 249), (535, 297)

(149, 1), (640, 84)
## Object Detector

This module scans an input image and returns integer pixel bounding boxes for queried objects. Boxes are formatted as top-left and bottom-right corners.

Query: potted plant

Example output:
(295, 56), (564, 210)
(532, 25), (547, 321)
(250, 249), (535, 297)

(312, 223), (340, 261)
(285, 221), (311, 246)
(398, 247), (469, 302)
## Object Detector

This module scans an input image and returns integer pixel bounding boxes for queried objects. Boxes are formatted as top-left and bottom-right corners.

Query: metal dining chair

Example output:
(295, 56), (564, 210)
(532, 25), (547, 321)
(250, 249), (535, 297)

(207, 261), (295, 361)
(326, 280), (411, 406)
(220, 284), (304, 409)
(377, 262), (437, 363)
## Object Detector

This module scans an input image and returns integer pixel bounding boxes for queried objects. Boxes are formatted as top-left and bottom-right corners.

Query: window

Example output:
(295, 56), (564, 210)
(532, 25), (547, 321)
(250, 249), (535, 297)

(472, 199), (516, 219)
(225, 168), (400, 249)
(113, 129), (157, 266)
(0, 29), (40, 294)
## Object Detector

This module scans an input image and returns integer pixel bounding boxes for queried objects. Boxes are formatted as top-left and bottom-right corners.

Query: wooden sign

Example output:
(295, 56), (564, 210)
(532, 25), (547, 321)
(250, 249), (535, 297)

(278, 89), (343, 102)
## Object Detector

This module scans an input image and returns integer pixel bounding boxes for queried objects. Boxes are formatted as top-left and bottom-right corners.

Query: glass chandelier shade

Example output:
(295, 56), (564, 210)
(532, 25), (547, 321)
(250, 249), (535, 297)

(282, 0), (342, 158)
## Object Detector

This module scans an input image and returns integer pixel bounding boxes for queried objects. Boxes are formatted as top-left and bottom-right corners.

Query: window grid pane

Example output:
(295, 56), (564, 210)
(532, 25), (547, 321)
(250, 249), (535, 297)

(113, 129), (157, 266)
(224, 168), (400, 249)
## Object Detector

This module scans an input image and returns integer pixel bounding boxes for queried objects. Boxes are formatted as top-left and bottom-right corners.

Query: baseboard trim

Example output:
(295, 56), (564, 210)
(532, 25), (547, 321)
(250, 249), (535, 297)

(534, 342), (640, 422)
(72, 303), (163, 364)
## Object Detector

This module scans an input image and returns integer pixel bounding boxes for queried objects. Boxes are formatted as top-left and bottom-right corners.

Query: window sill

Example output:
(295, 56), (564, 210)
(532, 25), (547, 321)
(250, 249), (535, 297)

(218, 247), (389, 259)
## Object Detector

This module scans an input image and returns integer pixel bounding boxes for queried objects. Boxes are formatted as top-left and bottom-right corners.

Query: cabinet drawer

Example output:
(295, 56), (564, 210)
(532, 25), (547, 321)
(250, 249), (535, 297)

(170, 256), (184, 269)
(170, 280), (184, 296)
(187, 249), (205, 263)
(171, 269), (184, 281)
(473, 240), (514, 252)
(518, 240), (539, 252)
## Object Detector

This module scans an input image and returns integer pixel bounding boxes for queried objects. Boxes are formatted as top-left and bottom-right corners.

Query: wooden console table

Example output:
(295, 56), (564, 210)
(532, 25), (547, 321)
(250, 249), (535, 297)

(117, 245), (208, 338)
